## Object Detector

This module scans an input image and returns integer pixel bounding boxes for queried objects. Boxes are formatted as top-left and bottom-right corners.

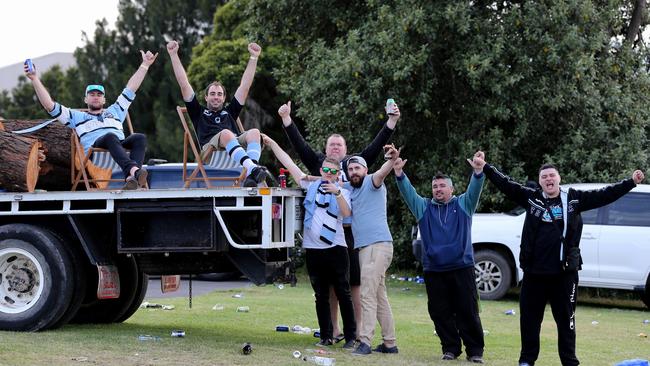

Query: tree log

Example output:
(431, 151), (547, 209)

(0, 131), (42, 192)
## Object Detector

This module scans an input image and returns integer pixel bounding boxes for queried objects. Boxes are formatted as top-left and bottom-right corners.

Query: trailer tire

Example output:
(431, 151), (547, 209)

(0, 224), (74, 331)
(114, 272), (148, 323)
(48, 237), (87, 329)
(71, 255), (143, 323)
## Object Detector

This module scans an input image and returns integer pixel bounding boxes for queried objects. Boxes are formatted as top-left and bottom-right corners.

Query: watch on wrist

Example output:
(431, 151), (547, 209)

(334, 190), (342, 197)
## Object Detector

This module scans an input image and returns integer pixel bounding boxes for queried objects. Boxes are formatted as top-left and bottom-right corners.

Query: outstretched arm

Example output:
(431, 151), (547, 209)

(279, 101), (323, 175)
(358, 101), (400, 166)
(371, 145), (400, 188)
(577, 170), (644, 212)
(483, 162), (532, 207)
(234, 43), (261, 105)
(459, 151), (486, 215)
(24, 63), (55, 112)
(125, 50), (158, 92)
(261, 134), (306, 183)
(166, 40), (195, 101)
(393, 158), (428, 220)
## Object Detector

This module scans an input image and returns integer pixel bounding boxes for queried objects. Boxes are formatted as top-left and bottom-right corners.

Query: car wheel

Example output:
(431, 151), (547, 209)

(642, 274), (650, 310)
(0, 224), (74, 331)
(474, 249), (512, 301)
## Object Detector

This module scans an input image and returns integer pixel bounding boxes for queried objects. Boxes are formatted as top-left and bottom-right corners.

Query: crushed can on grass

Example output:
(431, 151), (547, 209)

(276, 325), (290, 332)
(504, 309), (516, 315)
(171, 330), (185, 337)
(241, 342), (253, 355)
(237, 306), (250, 313)
(615, 359), (649, 366)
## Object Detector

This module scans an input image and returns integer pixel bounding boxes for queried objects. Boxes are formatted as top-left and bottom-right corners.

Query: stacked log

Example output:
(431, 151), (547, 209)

(0, 119), (117, 191)
(0, 130), (43, 192)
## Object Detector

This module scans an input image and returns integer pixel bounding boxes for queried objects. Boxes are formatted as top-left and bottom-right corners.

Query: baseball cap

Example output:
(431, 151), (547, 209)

(347, 156), (367, 169)
(85, 84), (105, 95)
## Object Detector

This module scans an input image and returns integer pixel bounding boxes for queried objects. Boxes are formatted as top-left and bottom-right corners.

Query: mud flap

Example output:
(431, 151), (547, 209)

(161, 275), (181, 293)
(97, 264), (120, 299)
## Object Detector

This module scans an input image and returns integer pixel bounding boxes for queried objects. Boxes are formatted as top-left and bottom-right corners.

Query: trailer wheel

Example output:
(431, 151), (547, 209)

(0, 224), (74, 331)
(474, 249), (512, 301)
(48, 238), (87, 329)
(71, 255), (144, 323)
(114, 272), (148, 323)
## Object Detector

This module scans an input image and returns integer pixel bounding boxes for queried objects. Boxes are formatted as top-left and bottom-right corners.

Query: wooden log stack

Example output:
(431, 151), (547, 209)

(0, 126), (44, 192)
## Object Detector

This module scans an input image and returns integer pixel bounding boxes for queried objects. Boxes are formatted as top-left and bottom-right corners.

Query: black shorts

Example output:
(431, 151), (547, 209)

(344, 226), (360, 286)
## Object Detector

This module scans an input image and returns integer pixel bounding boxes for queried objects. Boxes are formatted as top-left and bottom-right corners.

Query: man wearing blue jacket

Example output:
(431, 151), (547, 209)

(393, 151), (486, 364)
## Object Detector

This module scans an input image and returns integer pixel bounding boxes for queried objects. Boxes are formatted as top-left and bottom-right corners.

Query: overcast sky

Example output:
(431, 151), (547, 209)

(0, 0), (120, 67)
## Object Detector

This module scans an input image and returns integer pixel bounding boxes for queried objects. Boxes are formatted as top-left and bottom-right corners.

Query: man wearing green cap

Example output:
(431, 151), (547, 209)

(24, 50), (158, 189)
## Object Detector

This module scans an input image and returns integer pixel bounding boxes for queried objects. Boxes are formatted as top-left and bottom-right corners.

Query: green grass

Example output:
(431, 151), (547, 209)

(0, 275), (648, 366)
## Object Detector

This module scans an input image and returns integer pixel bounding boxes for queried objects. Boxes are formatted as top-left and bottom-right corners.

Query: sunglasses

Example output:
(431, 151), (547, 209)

(321, 167), (339, 174)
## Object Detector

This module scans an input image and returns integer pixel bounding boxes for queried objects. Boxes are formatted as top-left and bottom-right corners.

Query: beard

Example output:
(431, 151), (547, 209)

(349, 175), (363, 188)
(87, 103), (103, 112)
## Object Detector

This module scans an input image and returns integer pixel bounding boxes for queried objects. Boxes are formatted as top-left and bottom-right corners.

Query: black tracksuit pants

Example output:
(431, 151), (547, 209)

(519, 271), (580, 366)
(305, 246), (356, 343)
(424, 266), (484, 358)
(93, 133), (147, 178)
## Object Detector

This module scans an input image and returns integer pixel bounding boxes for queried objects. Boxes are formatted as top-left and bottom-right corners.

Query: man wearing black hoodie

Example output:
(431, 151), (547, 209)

(483, 162), (644, 366)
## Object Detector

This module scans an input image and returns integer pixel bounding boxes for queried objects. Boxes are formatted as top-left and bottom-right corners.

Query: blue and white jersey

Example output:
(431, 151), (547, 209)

(48, 88), (136, 152)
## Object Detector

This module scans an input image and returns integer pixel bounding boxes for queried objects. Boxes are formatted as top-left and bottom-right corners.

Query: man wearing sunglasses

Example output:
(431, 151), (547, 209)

(25, 50), (158, 189)
(277, 100), (401, 342)
(262, 134), (357, 350)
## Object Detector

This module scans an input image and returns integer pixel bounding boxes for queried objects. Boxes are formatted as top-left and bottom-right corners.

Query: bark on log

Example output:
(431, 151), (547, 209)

(0, 131), (42, 192)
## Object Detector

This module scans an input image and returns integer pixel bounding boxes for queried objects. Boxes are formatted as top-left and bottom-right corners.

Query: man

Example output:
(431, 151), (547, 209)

(393, 152), (487, 363)
(343, 146), (400, 355)
(262, 134), (357, 349)
(483, 161), (645, 366)
(25, 50), (158, 189)
(278, 100), (400, 342)
(167, 40), (268, 187)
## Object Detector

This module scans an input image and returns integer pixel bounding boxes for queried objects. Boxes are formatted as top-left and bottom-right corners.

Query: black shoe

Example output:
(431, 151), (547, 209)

(342, 339), (356, 350)
(441, 352), (457, 360)
(373, 343), (399, 354)
(467, 355), (484, 364)
(243, 166), (268, 187)
(135, 167), (148, 188)
(123, 176), (138, 190)
(352, 342), (371, 355)
(333, 333), (345, 343)
(315, 339), (333, 347)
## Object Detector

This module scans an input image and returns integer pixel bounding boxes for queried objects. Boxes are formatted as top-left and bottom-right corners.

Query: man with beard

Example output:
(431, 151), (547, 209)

(483, 161), (644, 366)
(393, 152), (486, 363)
(262, 134), (357, 350)
(25, 50), (158, 189)
(277, 100), (401, 343)
(344, 145), (400, 355)
(167, 40), (269, 187)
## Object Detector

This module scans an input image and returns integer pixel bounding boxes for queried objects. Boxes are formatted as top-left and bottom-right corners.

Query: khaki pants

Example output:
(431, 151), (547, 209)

(201, 130), (261, 162)
(358, 242), (396, 347)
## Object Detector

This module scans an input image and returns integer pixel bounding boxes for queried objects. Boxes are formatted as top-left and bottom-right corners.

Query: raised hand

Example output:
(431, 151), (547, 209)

(278, 101), (292, 126)
(140, 50), (159, 67)
(393, 157), (408, 173)
(166, 40), (179, 55)
(248, 42), (262, 58)
(260, 133), (276, 147)
(383, 144), (401, 161)
(466, 150), (486, 173)
(23, 61), (37, 80)
(632, 169), (645, 184)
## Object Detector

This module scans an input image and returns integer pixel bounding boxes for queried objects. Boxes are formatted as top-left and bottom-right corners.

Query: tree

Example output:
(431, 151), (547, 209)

(249, 0), (650, 267)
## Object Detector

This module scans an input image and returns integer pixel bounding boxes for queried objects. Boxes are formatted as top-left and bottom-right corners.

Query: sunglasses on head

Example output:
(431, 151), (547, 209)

(322, 167), (339, 174)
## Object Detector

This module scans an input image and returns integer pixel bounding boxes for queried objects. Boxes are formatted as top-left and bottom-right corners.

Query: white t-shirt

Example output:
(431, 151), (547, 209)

(300, 179), (350, 249)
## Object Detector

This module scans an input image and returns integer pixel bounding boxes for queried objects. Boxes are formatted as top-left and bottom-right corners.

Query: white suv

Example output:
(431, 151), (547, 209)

(413, 183), (650, 308)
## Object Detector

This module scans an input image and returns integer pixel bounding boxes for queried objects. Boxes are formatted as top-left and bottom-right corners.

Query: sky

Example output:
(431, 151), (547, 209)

(0, 0), (120, 68)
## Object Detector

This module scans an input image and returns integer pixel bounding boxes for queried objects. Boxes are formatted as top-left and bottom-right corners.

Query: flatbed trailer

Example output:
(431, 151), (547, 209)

(0, 186), (304, 331)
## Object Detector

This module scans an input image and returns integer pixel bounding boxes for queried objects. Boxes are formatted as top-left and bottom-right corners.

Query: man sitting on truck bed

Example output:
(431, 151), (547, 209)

(166, 40), (269, 188)
(24, 50), (158, 190)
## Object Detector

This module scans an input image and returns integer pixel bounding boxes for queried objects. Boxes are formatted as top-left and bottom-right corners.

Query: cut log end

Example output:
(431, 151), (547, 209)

(26, 142), (42, 192)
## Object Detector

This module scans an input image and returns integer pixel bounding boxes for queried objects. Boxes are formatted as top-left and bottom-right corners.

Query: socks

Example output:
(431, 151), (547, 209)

(246, 141), (261, 163)
(226, 139), (257, 176)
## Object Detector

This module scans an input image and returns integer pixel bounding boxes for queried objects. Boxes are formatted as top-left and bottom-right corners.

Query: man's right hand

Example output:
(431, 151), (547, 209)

(278, 101), (292, 126)
(23, 62), (37, 80)
(166, 40), (179, 55)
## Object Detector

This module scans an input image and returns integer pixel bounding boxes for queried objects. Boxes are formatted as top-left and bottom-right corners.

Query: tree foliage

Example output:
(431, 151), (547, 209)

(249, 0), (650, 267)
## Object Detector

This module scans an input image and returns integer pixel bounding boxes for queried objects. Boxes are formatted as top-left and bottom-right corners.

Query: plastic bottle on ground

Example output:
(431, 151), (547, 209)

(303, 355), (336, 365)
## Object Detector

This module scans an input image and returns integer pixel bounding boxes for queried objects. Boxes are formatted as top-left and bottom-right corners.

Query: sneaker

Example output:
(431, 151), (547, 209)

(441, 352), (457, 360)
(467, 355), (484, 364)
(373, 343), (399, 354)
(342, 339), (356, 350)
(315, 339), (333, 347)
(243, 166), (269, 187)
(123, 176), (138, 190)
(135, 167), (148, 188)
(519, 363), (532, 366)
(352, 342), (371, 355)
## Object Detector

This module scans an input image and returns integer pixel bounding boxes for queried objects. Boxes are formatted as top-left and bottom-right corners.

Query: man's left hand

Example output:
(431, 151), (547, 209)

(633, 169), (645, 184)
(248, 43), (262, 58)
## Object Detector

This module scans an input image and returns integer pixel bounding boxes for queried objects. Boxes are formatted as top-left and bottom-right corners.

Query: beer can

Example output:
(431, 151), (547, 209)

(237, 306), (250, 312)
(25, 59), (34, 73)
(171, 329), (185, 337)
(241, 342), (253, 355)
